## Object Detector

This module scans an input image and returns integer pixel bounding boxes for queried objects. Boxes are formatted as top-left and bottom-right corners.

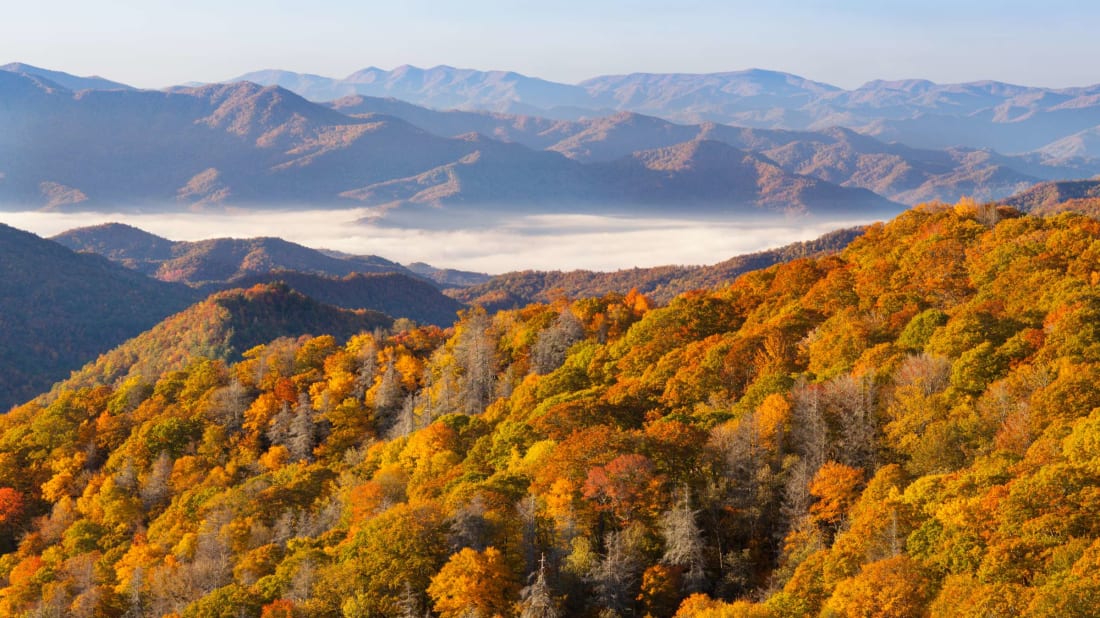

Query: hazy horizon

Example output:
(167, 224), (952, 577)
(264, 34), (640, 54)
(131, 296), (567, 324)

(2, 1), (1098, 91)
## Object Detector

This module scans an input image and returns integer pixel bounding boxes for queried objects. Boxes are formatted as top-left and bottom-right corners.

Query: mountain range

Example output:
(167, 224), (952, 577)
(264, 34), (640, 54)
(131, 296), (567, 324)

(234, 64), (1100, 155)
(0, 68), (895, 216)
(4, 62), (1100, 214)
(329, 98), (1084, 204)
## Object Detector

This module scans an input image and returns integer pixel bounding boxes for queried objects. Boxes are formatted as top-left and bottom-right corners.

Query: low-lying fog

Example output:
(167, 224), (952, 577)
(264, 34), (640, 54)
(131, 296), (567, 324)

(2, 208), (884, 274)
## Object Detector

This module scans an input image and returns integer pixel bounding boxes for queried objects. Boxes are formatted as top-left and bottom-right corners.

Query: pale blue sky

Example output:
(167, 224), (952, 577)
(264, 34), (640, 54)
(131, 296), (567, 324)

(2, 0), (1097, 89)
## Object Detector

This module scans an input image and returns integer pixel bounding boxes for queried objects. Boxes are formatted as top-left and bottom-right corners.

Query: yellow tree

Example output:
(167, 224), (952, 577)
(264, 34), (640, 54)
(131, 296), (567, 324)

(809, 462), (864, 534)
(823, 555), (934, 618)
(427, 547), (519, 618)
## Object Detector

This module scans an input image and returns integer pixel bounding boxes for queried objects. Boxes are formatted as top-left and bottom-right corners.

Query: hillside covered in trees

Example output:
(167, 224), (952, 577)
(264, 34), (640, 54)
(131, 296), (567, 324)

(0, 202), (1099, 616)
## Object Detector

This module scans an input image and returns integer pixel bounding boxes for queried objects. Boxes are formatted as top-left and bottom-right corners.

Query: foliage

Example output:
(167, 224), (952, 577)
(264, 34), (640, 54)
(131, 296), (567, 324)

(0, 202), (1098, 617)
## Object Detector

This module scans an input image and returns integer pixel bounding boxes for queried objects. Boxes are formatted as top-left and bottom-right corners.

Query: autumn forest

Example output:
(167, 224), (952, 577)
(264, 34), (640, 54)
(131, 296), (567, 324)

(0, 201), (1098, 617)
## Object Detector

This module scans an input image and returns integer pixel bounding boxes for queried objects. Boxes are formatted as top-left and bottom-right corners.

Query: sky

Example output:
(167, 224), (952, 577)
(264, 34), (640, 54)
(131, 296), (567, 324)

(1, 0), (1097, 89)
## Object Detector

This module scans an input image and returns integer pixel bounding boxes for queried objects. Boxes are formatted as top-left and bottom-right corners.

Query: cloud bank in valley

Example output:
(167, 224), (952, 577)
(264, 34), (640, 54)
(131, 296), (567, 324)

(0, 209), (881, 274)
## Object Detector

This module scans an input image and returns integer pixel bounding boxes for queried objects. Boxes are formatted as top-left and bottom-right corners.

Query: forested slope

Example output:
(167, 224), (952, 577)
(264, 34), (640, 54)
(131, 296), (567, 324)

(0, 203), (1099, 616)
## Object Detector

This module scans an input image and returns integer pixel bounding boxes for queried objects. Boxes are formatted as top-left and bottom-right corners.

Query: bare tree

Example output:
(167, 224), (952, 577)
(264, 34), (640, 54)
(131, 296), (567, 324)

(456, 310), (497, 415)
(209, 378), (250, 433)
(824, 374), (878, 470)
(449, 494), (492, 552)
(587, 529), (641, 615)
(517, 494), (540, 576)
(288, 393), (316, 462)
(352, 338), (379, 400)
(374, 360), (404, 430)
(140, 451), (173, 511)
(532, 308), (585, 374)
(660, 489), (706, 592)
(267, 401), (293, 449)
(789, 381), (828, 471)
(520, 554), (561, 618)
(391, 393), (419, 439)
(397, 581), (427, 618)
(895, 353), (951, 396)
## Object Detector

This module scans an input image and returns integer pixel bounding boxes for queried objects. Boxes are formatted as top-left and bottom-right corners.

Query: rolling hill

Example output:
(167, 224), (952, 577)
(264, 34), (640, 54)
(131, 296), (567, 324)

(0, 62), (135, 91)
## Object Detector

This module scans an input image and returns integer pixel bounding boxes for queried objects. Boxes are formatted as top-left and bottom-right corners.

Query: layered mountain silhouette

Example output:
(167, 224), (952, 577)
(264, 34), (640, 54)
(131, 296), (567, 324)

(237, 65), (1100, 156)
(0, 70), (897, 215)
(6, 62), (1100, 213)
(330, 101), (1081, 204)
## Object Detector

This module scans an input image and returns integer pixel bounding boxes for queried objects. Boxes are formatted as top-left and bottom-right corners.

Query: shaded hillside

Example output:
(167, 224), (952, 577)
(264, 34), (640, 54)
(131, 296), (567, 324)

(52, 282), (392, 395)
(229, 271), (466, 326)
(0, 223), (198, 410)
(53, 224), (467, 324)
(449, 226), (864, 310)
(49, 222), (177, 273)
(52, 223), (416, 285)
(6, 203), (1100, 616)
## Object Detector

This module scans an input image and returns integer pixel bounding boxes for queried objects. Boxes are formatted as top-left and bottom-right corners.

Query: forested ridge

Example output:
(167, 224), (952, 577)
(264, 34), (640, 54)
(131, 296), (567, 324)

(1, 202), (1100, 616)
